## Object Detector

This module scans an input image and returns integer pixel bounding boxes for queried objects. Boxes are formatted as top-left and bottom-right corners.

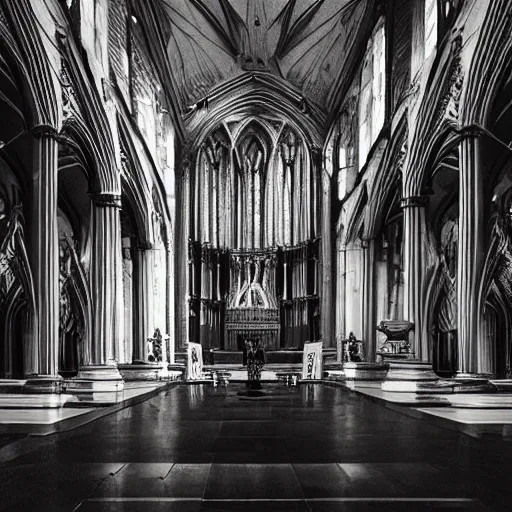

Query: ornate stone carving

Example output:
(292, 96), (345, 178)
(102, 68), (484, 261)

(400, 196), (429, 209)
(438, 216), (458, 332)
(31, 124), (59, 140)
(61, 58), (76, 122)
(90, 193), (122, 208)
(0, 205), (36, 311)
(441, 35), (464, 126)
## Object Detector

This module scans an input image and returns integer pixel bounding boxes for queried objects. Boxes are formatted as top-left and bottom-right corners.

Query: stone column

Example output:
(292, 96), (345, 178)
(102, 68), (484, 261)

(176, 158), (191, 349)
(320, 166), (334, 346)
(335, 245), (346, 362)
(166, 241), (175, 364)
(401, 195), (429, 361)
(344, 242), (364, 342)
(134, 243), (155, 362)
(77, 193), (123, 384)
(457, 136), (485, 375)
(362, 239), (377, 362)
(26, 126), (60, 388)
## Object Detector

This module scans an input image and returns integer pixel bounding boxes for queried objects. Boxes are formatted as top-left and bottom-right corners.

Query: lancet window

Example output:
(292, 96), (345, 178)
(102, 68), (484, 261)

(191, 123), (318, 250)
(358, 18), (386, 168)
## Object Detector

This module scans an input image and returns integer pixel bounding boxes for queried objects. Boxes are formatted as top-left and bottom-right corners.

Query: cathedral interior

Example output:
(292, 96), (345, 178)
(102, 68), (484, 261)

(2, 0), (512, 510)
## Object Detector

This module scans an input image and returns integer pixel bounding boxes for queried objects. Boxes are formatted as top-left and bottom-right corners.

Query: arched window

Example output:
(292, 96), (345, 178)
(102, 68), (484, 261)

(358, 18), (386, 169)
(424, 0), (438, 60)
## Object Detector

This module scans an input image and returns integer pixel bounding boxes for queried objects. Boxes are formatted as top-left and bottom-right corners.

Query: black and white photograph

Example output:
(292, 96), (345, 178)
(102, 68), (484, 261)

(0, 0), (511, 510)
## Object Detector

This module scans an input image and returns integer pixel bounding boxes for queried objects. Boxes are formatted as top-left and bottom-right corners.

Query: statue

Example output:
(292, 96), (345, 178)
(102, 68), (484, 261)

(244, 339), (265, 389)
(147, 328), (164, 362)
(344, 332), (363, 362)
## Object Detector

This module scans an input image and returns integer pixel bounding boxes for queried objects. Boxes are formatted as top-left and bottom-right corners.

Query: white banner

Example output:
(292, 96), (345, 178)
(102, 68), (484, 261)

(187, 342), (203, 380)
(302, 341), (323, 380)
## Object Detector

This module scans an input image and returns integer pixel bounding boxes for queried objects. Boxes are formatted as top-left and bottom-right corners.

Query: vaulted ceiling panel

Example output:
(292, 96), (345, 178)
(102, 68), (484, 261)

(154, 0), (369, 117)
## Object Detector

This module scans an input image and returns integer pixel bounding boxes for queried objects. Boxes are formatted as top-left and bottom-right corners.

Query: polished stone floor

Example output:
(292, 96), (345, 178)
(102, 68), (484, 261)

(1, 383), (511, 511)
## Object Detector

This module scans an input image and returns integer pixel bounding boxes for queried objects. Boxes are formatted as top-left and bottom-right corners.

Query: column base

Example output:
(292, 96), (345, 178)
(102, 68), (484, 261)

(380, 359), (438, 392)
(64, 365), (124, 393)
(325, 362), (388, 388)
(422, 373), (497, 394)
(118, 362), (168, 381)
(24, 375), (63, 394)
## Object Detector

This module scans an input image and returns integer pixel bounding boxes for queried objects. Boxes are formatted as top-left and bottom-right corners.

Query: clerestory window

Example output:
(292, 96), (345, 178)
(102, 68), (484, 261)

(358, 18), (386, 169)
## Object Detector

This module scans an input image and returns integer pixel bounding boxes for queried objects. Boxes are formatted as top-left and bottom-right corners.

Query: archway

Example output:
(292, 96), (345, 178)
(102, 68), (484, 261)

(187, 116), (321, 352)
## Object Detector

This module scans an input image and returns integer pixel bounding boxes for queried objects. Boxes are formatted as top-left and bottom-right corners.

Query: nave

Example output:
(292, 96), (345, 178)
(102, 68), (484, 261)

(1, 383), (510, 511)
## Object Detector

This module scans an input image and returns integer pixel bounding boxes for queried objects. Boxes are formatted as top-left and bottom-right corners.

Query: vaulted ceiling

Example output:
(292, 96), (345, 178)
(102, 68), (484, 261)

(152, 0), (369, 117)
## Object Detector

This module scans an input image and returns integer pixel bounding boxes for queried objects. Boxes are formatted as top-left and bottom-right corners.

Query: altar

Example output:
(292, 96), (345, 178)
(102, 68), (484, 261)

(224, 307), (280, 350)
(224, 251), (280, 350)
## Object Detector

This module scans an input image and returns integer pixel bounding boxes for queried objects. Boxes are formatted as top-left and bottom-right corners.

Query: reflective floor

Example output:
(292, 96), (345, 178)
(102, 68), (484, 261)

(1, 383), (511, 511)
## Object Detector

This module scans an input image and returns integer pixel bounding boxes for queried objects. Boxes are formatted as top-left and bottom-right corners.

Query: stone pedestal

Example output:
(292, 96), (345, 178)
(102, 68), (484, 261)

(69, 365), (124, 392)
(417, 377), (496, 394)
(326, 362), (388, 389)
(118, 363), (168, 381)
(380, 359), (438, 392)
(24, 376), (63, 394)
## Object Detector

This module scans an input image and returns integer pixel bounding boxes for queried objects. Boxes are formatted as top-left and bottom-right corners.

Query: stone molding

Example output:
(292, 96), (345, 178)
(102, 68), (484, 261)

(31, 124), (58, 140)
(90, 193), (122, 209)
(400, 196), (429, 209)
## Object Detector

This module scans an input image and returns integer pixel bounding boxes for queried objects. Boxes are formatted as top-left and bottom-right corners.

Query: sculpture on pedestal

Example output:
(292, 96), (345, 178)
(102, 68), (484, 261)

(244, 339), (265, 389)
(376, 320), (414, 359)
(344, 332), (363, 362)
(147, 328), (164, 362)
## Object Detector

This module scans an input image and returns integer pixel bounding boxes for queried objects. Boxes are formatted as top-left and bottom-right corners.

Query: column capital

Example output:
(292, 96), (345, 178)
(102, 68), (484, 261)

(90, 193), (122, 208)
(400, 196), (429, 209)
(137, 240), (154, 251)
(32, 124), (58, 140)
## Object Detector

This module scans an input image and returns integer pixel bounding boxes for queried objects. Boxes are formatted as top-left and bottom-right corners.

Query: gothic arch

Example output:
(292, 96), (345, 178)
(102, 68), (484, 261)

(187, 74), (324, 150)
(0, 0), (58, 129)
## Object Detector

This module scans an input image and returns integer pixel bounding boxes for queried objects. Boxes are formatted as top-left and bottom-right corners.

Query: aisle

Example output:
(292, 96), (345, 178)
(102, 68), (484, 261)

(0, 383), (504, 511)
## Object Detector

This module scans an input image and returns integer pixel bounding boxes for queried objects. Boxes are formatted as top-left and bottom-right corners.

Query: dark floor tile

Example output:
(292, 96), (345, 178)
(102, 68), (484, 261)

(293, 464), (349, 498)
(336, 464), (402, 497)
(204, 464), (303, 499)
(219, 420), (280, 437)
(307, 500), (488, 512)
(75, 500), (202, 512)
(97, 463), (174, 497)
(211, 436), (288, 454)
(369, 463), (469, 498)
(200, 500), (309, 511)
(211, 450), (292, 463)
(163, 464), (211, 497)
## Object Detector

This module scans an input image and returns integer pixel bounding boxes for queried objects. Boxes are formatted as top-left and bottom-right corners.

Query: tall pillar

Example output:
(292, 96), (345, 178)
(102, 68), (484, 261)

(344, 243), (364, 342)
(77, 194), (123, 384)
(457, 136), (485, 375)
(176, 157), (191, 349)
(166, 241), (175, 364)
(401, 195), (429, 361)
(134, 243), (155, 362)
(362, 239), (377, 362)
(320, 166), (333, 346)
(26, 126), (60, 385)
(335, 244), (346, 362)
